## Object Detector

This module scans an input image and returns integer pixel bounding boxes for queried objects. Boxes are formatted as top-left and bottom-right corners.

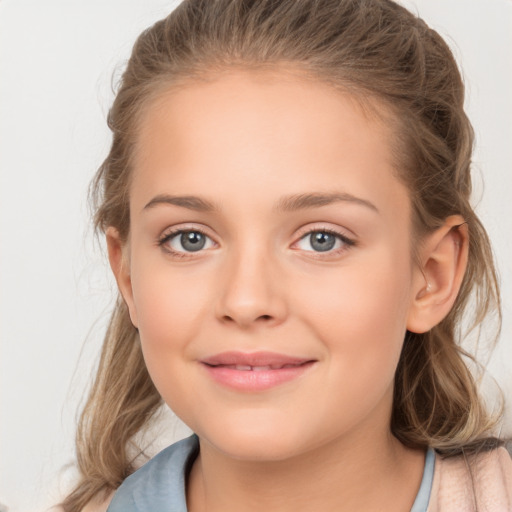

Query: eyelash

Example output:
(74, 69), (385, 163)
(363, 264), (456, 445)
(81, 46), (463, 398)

(157, 226), (212, 259)
(157, 226), (356, 259)
(295, 227), (356, 258)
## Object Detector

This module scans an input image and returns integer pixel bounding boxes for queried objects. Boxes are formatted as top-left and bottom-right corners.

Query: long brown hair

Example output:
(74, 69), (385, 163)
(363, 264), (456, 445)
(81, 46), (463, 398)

(62, 0), (503, 509)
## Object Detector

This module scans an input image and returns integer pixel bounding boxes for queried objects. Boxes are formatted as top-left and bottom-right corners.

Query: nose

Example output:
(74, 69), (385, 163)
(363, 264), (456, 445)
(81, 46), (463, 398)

(215, 244), (288, 329)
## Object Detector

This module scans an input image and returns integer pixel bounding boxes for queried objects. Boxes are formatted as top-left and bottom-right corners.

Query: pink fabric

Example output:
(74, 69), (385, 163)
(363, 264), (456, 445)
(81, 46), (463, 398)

(427, 447), (512, 511)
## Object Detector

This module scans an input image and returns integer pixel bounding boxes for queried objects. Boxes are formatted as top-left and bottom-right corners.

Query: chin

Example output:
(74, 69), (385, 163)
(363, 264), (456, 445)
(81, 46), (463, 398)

(210, 434), (303, 462)
(193, 413), (318, 462)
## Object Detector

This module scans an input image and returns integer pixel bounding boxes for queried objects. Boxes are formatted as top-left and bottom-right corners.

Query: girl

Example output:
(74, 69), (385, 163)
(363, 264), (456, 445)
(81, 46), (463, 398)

(62, 0), (512, 510)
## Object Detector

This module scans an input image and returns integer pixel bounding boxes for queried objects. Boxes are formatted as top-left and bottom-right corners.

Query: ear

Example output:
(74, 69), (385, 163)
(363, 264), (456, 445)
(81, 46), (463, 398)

(106, 227), (138, 328)
(406, 215), (469, 334)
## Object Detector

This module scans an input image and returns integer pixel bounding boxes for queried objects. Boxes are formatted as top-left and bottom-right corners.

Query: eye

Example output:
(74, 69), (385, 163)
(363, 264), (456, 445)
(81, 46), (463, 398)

(158, 228), (215, 255)
(295, 229), (355, 254)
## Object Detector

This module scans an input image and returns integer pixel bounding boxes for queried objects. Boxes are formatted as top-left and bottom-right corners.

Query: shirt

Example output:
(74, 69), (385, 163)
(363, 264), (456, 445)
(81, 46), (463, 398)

(106, 434), (512, 511)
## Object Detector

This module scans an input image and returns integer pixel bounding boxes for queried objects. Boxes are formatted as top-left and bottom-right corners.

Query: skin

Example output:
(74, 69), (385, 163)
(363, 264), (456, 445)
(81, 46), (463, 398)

(107, 69), (468, 511)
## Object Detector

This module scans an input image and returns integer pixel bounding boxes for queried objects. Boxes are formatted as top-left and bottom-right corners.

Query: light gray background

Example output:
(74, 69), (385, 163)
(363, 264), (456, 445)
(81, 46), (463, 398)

(1, 1), (511, 510)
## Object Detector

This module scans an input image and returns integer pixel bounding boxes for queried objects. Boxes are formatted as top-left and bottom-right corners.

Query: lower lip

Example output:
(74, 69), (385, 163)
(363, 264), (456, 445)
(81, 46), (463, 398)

(201, 362), (315, 391)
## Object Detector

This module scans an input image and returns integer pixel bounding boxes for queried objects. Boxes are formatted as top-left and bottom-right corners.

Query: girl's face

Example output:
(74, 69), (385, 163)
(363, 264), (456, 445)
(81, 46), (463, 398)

(114, 70), (426, 460)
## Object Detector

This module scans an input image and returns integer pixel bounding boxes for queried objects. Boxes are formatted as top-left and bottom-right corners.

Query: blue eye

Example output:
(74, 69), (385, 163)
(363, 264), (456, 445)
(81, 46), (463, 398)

(296, 229), (354, 253)
(159, 229), (215, 254)
(158, 227), (354, 258)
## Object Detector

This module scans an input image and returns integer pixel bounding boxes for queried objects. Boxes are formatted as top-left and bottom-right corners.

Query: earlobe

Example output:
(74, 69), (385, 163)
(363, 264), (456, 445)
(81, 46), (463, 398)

(106, 227), (138, 328)
(407, 216), (469, 333)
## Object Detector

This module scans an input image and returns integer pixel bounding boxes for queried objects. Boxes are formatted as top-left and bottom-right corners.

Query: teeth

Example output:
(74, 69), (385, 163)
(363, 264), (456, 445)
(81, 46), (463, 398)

(221, 364), (299, 371)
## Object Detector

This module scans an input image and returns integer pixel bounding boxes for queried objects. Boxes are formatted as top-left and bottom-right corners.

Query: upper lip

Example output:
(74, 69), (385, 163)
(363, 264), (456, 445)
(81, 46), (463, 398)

(201, 351), (314, 368)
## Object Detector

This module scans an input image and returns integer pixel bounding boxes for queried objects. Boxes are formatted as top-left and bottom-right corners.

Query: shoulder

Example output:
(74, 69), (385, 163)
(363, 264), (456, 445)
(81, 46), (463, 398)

(106, 434), (199, 512)
(428, 447), (512, 511)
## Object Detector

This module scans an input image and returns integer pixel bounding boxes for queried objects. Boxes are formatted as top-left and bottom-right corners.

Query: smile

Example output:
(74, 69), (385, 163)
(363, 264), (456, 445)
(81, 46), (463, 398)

(210, 364), (303, 371)
(200, 351), (316, 391)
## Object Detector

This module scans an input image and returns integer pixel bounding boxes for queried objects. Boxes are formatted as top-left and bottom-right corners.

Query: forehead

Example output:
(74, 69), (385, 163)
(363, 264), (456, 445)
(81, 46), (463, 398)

(135, 68), (392, 160)
(131, 69), (408, 221)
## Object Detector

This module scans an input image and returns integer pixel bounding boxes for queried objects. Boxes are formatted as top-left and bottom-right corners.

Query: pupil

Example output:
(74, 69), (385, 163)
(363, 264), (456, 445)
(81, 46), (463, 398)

(310, 232), (335, 252)
(181, 232), (206, 252)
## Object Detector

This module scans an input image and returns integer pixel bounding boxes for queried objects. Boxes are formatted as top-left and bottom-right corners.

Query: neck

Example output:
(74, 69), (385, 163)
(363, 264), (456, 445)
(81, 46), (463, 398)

(187, 425), (425, 512)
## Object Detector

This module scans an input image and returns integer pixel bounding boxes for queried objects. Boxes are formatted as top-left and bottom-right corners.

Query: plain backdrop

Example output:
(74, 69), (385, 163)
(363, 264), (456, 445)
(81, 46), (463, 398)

(1, 1), (511, 510)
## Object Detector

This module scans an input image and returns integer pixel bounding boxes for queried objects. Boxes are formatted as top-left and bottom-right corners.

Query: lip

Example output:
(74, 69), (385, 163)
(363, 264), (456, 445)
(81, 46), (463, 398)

(200, 351), (316, 392)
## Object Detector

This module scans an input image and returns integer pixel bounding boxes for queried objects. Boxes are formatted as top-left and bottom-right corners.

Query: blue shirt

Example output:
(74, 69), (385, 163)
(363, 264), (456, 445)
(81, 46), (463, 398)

(107, 435), (435, 511)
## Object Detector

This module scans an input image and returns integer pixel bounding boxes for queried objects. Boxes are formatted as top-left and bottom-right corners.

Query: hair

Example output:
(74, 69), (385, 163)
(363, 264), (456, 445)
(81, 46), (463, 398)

(62, 0), (503, 510)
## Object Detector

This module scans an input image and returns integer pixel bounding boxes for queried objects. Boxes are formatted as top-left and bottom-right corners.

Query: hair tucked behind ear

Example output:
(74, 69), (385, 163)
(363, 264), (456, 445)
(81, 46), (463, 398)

(62, 0), (503, 509)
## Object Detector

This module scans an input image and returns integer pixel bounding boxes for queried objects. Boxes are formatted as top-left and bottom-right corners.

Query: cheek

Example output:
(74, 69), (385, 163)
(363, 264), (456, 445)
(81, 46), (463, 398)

(129, 262), (216, 413)
(296, 248), (412, 390)
(129, 252), (215, 367)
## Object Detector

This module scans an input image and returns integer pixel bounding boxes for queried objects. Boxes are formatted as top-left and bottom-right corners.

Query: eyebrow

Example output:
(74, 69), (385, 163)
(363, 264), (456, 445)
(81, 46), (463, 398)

(143, 192), (379, 214)
(275, 192), (379, 214)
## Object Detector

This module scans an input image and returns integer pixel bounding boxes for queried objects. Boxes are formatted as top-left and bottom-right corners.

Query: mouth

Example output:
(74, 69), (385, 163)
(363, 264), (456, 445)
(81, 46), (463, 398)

(200, 351), (316, 391)
(205, 363), (307, 371)
(201, 351), (313, 367)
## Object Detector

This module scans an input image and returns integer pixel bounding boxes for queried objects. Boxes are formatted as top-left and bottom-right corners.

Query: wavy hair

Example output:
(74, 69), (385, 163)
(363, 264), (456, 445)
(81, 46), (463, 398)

(62, 0), (503, 509)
